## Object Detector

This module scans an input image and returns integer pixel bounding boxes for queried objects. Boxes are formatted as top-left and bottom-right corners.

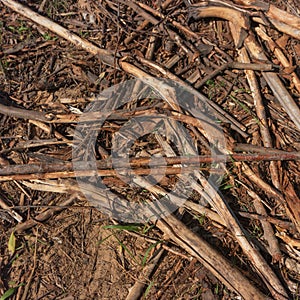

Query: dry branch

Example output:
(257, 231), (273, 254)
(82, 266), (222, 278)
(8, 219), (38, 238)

(0, 0), (117, 66)
(229, 23), (281, 191)
(244, 34), (300, 131)
(125, 247), (165, 300)
(0, 0), (248, 137)
(1, 0), (299, 298)
(16, 175), (269, 300)
(242, 162), (300, 235)
(190, 3), (300, 132)
(0, 101), (49, 122)
(234, 0), (300, 37)
(0, 152), (299, 182)
(132, 175), (269, 300)
(255, 26), (300, 93)
(0, 197), (23, 222)
(157, 215), (269, 300)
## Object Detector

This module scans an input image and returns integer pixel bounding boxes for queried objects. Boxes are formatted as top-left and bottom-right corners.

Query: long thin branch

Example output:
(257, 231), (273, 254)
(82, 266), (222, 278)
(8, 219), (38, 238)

(0, 153), (299, 181)
(14, 194), (77, 232)
(0, 102), (49, 122)
(0, 0), (248, 137)
(230, 23), (282, 191)
(190, 4), (300, 132)
(0, 0), (117, 65)
(133, 175), (269, 300)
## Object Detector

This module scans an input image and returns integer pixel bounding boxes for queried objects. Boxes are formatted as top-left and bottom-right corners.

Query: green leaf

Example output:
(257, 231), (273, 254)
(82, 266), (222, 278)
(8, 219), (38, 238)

(142, 224), (155, 235)
(222, 184), (233, 190)
(0, 287), (16, 300)
(8, 26), (15, 32)
(103, 224), (140, 232)
(114, 236), (138, 264)
(17, 26), (28, 33)
(97, 234), (113, 246)
(143, 280), (154, 298)
(8, 232), (16, 255)
(142, 242), (160, 267)
(0, 283), (25, 300)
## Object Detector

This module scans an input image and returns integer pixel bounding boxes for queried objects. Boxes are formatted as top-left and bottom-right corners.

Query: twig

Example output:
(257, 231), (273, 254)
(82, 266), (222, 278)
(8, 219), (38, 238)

(263, 18), (300, 41)
(0, 140), (70, 154)
(0, 0), (117, 67)
(0, 0), (250, 138)
(132, 176), (268, 300)
(133, 55), (248, 137)
(194, 61), (277, 89)
(20, 229), (38, 300)
(190, 3), (250, 48)
(241, 162), (300, 235)
(184, 200), (226, 227)
(157, 215), (269, 300)
(14, 194), (77, 233)
(243, 183), (282, 262)
(0, 152), (299, 181)
(151, 118), (289, 299)
(190, 4), (300, 131)
(125, 247), (164, 300)
(0, 197), (23, 222)
(29, 120), (69, 142)
(113, 0), (195, 60)
(238, 212), (295, 233)
(123, 0), (174, 45)
(137, 1), (199, 39)
(0, 102), (49, 122)
(245, 33), (300, 131)
(255, 26), (300, 93)
(234, 144), (299, 154)
(230, 22), (281, 190)
(233, 0), (300, 39)
(276, 232), (300, 249)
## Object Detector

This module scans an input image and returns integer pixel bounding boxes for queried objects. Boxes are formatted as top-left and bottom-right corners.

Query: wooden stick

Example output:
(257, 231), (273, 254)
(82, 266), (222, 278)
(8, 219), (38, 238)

(230, 23), (281, 191)
(245, 33), (300, 131)
(189, 4), (300, 131)
(255, 26), (300, 94)
(125, 247), (165, 300)
(0, 0), (248, 137)
(14, 194), (77, 232)
(0, 152), (299, 181)
(242, 162), (300, 235)
(233, 0), (300, 39)
(0, 0), (117, 67)
(133, 176), (268, 300)
(157, 214), (270, 300)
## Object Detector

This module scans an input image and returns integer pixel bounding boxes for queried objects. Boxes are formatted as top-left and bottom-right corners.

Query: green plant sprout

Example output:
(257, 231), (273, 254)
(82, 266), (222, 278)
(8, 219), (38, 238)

(229, 91), (260, 125)
(0, 283), (25, 300)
